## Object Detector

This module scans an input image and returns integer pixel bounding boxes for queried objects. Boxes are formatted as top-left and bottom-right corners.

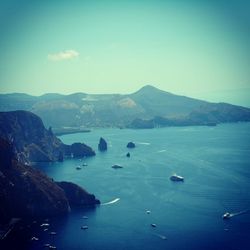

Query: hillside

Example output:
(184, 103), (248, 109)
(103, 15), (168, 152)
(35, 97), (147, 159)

(0, 85), (250, 128)
(0, 138), (100, 224)
(0, 111), (95, 163)
(0, 111), (100, 222)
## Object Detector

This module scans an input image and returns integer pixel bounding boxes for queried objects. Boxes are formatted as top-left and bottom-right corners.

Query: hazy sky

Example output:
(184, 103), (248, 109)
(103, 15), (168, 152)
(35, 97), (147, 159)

(0, 0), (249, 106)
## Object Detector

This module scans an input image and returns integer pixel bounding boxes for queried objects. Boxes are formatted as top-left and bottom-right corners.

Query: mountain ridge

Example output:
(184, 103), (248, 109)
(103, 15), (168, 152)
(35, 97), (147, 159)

(0, 85), (249, 128)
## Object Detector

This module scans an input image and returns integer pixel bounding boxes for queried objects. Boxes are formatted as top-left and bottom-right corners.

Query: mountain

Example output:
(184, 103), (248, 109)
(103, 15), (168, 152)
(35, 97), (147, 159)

(130, 85), (207, 118)
(0, 110), (95, 163)
(0, 85), (250, 128)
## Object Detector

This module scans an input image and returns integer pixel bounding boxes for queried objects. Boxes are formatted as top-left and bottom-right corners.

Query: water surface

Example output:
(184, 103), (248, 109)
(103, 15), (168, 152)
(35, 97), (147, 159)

(31, 123), (250, 250)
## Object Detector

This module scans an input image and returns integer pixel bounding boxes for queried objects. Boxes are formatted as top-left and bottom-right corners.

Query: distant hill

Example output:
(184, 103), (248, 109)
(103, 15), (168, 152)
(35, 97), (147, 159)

(0, 85), (250, 128)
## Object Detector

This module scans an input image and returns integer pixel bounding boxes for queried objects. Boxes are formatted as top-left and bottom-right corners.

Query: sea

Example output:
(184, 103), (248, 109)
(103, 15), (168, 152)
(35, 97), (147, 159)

(21, 123), (250, 249)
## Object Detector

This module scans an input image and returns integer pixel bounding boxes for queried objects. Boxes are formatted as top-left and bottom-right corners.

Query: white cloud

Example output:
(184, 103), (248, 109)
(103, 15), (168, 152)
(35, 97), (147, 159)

(48, 50), (79, 61)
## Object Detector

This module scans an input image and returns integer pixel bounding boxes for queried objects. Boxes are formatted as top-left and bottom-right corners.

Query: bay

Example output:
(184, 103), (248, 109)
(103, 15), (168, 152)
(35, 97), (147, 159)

(30, 123), (250, 250)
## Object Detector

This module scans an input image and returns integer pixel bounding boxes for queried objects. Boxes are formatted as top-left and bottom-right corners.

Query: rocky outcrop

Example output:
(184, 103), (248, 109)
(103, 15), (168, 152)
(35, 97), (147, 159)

(0, 111), (95, 163)
(0, 138), (70, 223)
(68, 143), (95, 157)
(98, 137), (107, 151)
(0, 138), (99, 223)
(56, 181), (100, 206)
(127, 142), (135, 148)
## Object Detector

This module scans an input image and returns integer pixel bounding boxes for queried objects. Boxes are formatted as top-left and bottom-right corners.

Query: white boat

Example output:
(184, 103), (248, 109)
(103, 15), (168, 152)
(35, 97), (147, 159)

(170, 174), (184, 182)
(40, 223), (50, 227)
(76, 166), (82, 170)
(222, 212), (231, 219)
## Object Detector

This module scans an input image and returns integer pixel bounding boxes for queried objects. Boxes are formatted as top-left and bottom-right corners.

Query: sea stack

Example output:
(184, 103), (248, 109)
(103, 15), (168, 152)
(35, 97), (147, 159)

(127, 142), (135, 148)
(98, 137), (107, 151)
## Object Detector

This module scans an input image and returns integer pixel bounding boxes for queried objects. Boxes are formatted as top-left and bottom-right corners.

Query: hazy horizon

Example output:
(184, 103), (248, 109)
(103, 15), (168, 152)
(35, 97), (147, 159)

(0, 0), (249, 107)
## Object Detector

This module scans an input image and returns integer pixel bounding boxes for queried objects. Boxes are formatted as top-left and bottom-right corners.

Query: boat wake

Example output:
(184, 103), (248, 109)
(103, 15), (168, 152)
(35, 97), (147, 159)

(153, 233), (167, 240)
(138, 142), (151, 145)
(223, 209), (250, 219)
(230, 209), (250, 217)
(157, 149), (166, 153)
(101, 198), (120, 206)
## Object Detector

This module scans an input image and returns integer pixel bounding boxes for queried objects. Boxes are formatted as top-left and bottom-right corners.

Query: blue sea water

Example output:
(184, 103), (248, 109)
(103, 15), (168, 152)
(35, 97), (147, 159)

(31, 123), (250, 250)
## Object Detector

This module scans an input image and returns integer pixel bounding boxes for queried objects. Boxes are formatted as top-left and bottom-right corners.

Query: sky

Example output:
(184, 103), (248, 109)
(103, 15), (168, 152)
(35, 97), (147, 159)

(0, 0), (249, 106)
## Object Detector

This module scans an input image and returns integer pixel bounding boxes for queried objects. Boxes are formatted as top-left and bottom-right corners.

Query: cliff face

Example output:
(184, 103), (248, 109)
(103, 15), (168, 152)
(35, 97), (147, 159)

(0, 138), (99, 223)
(0, 111), (99, 223)
(56, 181), (100, 206)
(0, 138), (69, 223)
(0, 111), (95, 163)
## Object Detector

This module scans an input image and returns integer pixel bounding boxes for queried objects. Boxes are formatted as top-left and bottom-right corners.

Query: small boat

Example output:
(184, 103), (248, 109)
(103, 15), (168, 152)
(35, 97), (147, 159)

(76, 166), (82, 170)
(49, 232), (57, 235)
(146, 210), (151, 214)
(40, 223), (50, 227)
(81, 225), (88, 230)
(151, 223), (157, 227)
(82, 163), (88, 166)
(170, 174), (184, 182)
(31, 236), (39, 241)
(222, 212), (232, 219)
(49, 246), (57, 249)
(111, 164), (123, 169)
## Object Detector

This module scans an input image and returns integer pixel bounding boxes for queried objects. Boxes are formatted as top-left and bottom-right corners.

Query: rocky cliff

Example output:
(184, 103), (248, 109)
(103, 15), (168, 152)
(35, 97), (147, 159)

(0, 138), (99, 223)
(0, 111), (95, 163)
(56, 181), (100, 206)
(0, 138), (69, 223)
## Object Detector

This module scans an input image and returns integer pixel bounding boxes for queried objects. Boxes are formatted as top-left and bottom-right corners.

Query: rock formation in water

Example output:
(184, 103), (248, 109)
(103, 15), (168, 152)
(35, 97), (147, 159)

(98, 137), (107, 151)
(56, 181), (100, 206)
(127, 142), (135, 148)
(67, 143), (95, 157)
(0, 111), (95, 163)
(0, 138), (100, 223)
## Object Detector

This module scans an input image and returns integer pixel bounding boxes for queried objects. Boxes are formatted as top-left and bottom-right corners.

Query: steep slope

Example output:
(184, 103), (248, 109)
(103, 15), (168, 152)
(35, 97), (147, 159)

(0, 138), (69, 223)
(0, 111), (95, 163)
(0, 138), (100, 224)
(130, 85), (208, 118)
